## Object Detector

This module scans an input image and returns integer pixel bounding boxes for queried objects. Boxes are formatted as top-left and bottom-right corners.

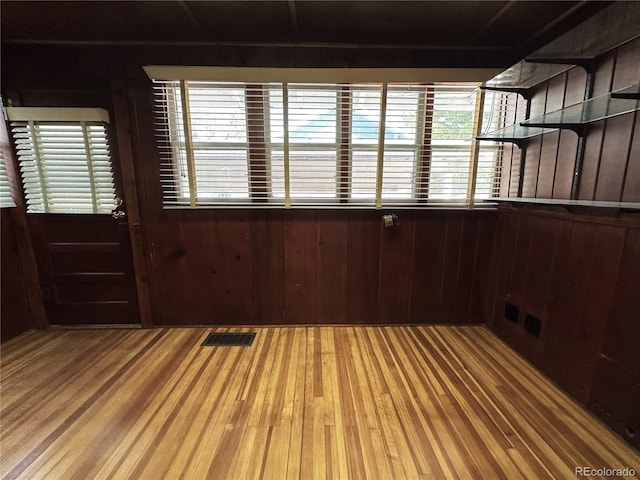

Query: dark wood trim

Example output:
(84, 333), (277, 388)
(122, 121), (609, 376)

(496, 204), (640, 228)
(0, 106), (47, 330)
(110, 78), (153, 327)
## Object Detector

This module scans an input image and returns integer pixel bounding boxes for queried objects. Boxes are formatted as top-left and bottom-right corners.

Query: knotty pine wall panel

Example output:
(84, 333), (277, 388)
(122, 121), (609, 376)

(520, 83), (547, 198)
(517, 214), (562, 364)
(623, 118), (640, 202)
(542, 221), (600, 400)
(408, 215), (447, 324)
(147, 209), (496, 326)
(591, 228), (640, 450)
(435, 214), (464, 324)
(594, 114), (634, 201)
(451, 213), (479, 324)
(498, 143), (515, 197)
(486, 211), (519, 336)
(346, 210), (382, 324)
(487, 206), (640, 449)
(283, 210), (317, 324)
(250, 210), (286, 324)
(0, 209), (33, 341)
(377, 211), (416, 324)
(536, 131), (560, 198)
(552, 68), (584, 199)
(552, 132), (578, 199)
(513, 37), (640, 203)
(612, 39), (640, 90)
(498, 211), (534, 356)
(578, 123), (606, 201)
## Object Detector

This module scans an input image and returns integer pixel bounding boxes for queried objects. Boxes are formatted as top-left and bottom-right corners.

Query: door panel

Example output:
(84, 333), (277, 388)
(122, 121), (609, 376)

(28, 214), (139, 325)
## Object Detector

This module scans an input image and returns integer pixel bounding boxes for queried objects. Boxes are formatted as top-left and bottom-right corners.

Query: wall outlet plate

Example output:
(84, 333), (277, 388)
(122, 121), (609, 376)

(525, 314), (542, 337)
(505, 302), (519, 322)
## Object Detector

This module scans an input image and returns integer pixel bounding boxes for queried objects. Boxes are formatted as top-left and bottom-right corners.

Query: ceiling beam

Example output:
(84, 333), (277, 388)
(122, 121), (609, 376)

(471, 1), (515, 42)
(288, 0), (300, 44)
(516, 0), (589, 53)
(177, 1), (210, 42)
(1, 38), (513, 52)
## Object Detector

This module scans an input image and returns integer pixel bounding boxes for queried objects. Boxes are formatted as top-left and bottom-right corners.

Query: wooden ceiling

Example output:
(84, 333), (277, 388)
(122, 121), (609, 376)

(1, 1), (612, 68)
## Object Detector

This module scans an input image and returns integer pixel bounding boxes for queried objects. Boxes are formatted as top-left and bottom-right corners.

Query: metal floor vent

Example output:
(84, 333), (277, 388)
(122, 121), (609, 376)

(201, 332), (256, 347)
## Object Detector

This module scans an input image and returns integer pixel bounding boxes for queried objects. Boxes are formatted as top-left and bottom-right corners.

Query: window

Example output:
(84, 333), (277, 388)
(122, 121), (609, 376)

(7, 108), (116, 214)
(153, 79), (505, 209)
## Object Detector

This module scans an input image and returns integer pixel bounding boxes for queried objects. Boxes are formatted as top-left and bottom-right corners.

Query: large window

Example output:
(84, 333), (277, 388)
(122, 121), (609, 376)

(8, 108), (116, 214)
(154, 80), (505, 208)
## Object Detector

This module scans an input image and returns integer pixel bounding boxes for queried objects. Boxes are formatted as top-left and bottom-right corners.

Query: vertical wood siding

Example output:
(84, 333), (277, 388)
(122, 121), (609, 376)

(486, 206), (640, 450)
(509, 37), (640, 203)
(0, 209), (34, 341)
(146, 209), (496, 326)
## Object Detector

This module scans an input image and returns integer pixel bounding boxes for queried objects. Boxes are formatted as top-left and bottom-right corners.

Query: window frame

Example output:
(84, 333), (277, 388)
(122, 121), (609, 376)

(6, 107), (117, 214)
(153, 79), (505, 209)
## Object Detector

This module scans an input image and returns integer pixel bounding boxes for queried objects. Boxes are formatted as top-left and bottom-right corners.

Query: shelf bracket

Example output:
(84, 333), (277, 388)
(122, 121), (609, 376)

(481, 86), (532, 101)
(610, 84), (640, 100)
(524, 57), (596, 74)
(476, 136), (526, 149)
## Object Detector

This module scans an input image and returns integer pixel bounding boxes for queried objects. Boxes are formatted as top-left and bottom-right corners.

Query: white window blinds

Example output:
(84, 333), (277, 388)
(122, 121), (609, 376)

(153, 80), (504, 208)
(8, 108), (116, 214)
(0, 148), (17, 208)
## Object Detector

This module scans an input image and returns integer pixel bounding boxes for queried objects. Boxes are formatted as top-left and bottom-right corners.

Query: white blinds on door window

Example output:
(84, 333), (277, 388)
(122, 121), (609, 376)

(8, 108), (116, 214)
(153, 81), (504, 209)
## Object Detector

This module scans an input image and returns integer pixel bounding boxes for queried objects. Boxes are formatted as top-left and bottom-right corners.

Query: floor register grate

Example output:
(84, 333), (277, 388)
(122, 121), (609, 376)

(201, 332), (256, 347)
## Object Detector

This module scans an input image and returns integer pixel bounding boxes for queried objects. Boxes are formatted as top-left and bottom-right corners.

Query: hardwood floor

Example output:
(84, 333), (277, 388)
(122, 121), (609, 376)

(1, 325), (639, 479)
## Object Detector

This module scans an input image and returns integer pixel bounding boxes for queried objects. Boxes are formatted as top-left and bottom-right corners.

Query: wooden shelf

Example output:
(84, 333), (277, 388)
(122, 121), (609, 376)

(485, 197), (640, 211)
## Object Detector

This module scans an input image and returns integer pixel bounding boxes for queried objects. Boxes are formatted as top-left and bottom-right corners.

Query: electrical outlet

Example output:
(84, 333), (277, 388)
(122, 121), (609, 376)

(504, 302), (519, 322)
(525, 314), (542, 337)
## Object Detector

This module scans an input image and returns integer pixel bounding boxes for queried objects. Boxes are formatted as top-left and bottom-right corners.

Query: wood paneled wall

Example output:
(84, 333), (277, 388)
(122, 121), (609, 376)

(119, 73), (498, 327)
(1, 101), (46, 342)
(1, 209), (33, 341)
(499, 36), (640, 202)
(1, 21), (639, 451)
(486, 205), (640, 449)
(1, 46), (499, 331)
(488, 36), (640, 450)
(147, 209), (496, 326)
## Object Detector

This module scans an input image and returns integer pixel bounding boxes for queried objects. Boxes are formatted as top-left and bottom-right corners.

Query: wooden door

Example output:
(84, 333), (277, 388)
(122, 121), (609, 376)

(28, 213), (139, 325)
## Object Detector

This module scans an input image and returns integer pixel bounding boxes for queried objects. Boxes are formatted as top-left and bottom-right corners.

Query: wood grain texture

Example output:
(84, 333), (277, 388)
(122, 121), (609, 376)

(622, 115), (640, 202)
(146, 210), (496, 326)
(110, 78), (154, 328)
(0, 110), (47, 336)
(0, 210), (33, 341)
(594, 114), (633, 202)
(2, 325), (639, 480)
(612, 37), (640, 91)
(591, 228), (640, 448)
(512, 39), (639, 203)
(26, 215), (140, 326)
(487, 206), (640, 450)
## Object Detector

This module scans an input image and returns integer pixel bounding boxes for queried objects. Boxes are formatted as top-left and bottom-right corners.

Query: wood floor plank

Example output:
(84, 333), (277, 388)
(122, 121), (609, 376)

(1, 325), (639, 480)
